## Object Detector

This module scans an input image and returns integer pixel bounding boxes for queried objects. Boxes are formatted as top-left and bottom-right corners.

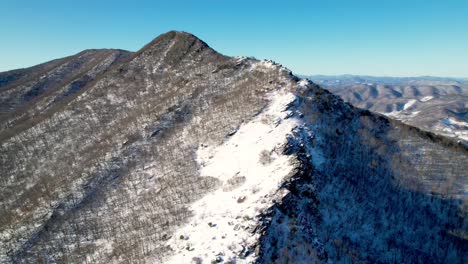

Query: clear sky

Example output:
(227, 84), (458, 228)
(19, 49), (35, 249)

(1, 0), (467, 77)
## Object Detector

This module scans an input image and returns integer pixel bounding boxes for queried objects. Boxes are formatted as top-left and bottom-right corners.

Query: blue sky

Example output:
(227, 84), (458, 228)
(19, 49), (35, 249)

(1, 0), (467, 77)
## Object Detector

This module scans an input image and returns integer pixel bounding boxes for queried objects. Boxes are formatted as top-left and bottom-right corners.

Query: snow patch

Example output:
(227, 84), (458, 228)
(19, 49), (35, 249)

(386, 111), (401, 118)
(420, 96), (434, 102)
(235, 56), (248, 63)
(403, 99), (417, 110)
(151, 37), (177, 73)
(298, 79), (310, 87)
(164, 91), (302, 263)
(435, 118), (468, 141)
(249, 60), (282, 73)
(442, 117), (468, 128)
(259, 60), (278, 70)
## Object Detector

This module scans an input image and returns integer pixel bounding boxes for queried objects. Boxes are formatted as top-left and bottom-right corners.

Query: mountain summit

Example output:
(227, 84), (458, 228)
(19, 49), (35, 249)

(0, 31), (466, 263)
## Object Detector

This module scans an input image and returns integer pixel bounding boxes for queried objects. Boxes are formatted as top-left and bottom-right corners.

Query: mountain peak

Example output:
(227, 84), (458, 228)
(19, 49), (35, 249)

(151, 30), (206, 45)
(136, 30), (212, 57)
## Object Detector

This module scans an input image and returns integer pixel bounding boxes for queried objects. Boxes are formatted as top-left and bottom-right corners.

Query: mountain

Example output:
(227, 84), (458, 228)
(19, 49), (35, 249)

(1, 31), (466, 263)
(0, 49), (132, 140)
(331, 84), (468, 141)
(303, 75), (468, 142)
(304, 74), (468, 88)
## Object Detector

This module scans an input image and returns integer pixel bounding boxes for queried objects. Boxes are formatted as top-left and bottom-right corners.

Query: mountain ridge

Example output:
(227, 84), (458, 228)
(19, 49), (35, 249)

(0, 48), (133, 141)
(0, 31), (466, 263)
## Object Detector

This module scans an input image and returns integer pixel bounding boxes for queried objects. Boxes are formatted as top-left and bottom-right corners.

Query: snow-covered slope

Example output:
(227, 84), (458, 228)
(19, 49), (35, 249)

(0, 31), (467, 263)
(165, 91), (300, 263)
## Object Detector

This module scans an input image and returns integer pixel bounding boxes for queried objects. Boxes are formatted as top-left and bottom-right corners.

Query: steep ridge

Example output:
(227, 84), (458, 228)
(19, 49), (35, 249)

(0, 31), (466, 263)
(256, 86), (467, 263)
(0, 31), (298, 262)
(0, 49), (132, 138)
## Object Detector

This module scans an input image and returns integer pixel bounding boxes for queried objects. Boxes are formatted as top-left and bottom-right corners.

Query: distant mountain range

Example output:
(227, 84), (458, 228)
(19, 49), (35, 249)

(302, 74), (468, 88)
(1, 32), (466, 263)
(302, 75), (468, 142)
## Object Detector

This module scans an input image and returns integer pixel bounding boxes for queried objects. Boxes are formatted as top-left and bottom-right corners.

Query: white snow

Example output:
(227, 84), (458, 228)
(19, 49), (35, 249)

(385, 100), (420, 120)
(420, 96), (434, 102)
(235, 56), (248, 62)
(403, 99), (417, 110)
(151, 37), (177, 73)
(442, 117), (468, 128)
(386, 111), (401, 118)
(248, 59), (287, 74)
(435, 118), (468, 141)
(386, 110), (420, 119)
(164, 91), (302, 263)
(298, 79), (309, 87)
(250, 60), (277, 71)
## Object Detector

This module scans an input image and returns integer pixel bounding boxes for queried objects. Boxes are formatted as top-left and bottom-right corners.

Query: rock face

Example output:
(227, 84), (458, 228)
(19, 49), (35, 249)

(0, 31), (467, 263)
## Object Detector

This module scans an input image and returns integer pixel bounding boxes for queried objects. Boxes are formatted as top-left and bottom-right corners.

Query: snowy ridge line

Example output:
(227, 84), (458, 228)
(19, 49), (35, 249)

(255, 123), (326, 263)
(161, 81), (310, 263)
